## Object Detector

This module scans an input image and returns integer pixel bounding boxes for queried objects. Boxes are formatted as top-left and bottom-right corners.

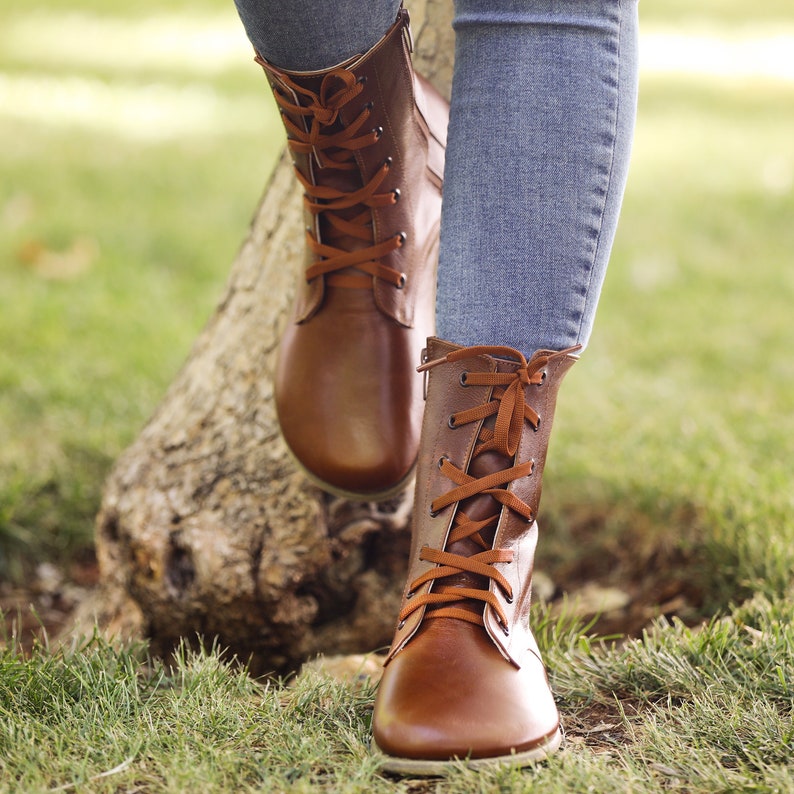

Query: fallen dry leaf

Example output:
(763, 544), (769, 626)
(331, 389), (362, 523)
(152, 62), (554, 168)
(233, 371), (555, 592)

(18, 235), (99, 280)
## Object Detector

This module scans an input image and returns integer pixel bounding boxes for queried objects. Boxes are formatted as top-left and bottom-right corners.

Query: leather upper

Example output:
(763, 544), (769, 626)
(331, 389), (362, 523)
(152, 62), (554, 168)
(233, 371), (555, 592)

(259, 10), (449, 499)
(373, 338), (578, 762)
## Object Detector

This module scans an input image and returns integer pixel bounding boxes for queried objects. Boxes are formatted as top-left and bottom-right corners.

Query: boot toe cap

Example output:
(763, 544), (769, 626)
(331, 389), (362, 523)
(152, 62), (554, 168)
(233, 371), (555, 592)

(372, 621), (560, 763)
(281, 420), (417, 499)
(274, 316), (423, 499)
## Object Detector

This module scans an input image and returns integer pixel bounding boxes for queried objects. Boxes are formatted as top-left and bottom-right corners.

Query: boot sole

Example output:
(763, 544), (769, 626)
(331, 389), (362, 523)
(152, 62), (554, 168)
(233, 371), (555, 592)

(372, 727), (563, 776)
(285, 444), (417, 503)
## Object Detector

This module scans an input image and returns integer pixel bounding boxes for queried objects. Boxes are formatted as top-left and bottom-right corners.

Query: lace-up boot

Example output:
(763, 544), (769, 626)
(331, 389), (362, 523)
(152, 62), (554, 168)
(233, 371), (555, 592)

(257, 8), (448, 500)
(372, 337), (579, 773)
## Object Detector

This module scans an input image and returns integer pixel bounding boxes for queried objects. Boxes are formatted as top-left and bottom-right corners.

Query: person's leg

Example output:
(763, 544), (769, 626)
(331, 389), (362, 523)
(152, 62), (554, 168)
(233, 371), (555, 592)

(437, 0), (639, 355)
(373, 0), (639, 772)
(233, 0), (401, 70)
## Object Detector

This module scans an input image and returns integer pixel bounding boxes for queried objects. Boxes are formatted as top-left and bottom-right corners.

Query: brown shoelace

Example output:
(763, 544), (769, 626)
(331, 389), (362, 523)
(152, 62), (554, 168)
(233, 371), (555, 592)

(400, 345), (579, 632)
(270, 68), (405, 291)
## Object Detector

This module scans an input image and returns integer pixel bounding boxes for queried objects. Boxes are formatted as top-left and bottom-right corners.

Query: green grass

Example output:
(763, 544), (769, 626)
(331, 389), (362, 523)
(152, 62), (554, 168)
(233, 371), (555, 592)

(640, 0), (794, 26)
(0, 0), (283, 573)
(2, 597), (793, 792)
(2, 0), (794, 790)
(538, 74), (794, 617)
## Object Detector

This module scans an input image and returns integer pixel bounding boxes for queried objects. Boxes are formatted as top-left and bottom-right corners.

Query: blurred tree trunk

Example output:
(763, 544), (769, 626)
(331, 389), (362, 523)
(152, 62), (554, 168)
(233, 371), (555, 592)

(70, 0), (454, 675)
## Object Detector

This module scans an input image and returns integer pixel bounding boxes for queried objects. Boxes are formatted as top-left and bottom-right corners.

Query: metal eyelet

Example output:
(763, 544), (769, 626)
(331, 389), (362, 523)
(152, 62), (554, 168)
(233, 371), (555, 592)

(392, 188), (401, 202)
(448, 414), (457, 429)
(397, 619), (406, 629)
(396, 231), (407, 246)
(437, 455), (449, 469)
(357, 75), (368, 85)
(397, 273), (407, 289)
(384, 155), (393, 169)
(459, 371), (469, 387)
(372, 125), (382, 139)
(534, 417), (542, 432)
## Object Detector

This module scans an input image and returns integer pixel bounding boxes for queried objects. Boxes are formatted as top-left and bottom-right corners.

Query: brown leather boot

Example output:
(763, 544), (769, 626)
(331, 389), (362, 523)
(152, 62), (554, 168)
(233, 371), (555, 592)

(256, 9), (448, 500)
(372, 337), (579, 773)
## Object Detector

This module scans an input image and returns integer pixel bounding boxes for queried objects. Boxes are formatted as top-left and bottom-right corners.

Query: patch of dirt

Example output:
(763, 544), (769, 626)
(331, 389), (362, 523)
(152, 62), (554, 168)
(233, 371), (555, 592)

(0, 551), (99, 653)
(561, 700), (639, 754)
(536, 498), (714, 638)
(2, 499), (714, 657)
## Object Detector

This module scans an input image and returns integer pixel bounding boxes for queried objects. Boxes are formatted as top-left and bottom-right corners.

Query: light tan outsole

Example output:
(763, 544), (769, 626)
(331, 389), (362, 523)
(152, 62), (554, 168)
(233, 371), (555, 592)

(372, 728), (563, 777)
(285, 444), (417, 503)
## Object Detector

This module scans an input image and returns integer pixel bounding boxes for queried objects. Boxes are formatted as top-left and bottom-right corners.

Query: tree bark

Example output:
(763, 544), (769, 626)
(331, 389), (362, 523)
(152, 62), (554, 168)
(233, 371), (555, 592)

(70, 0), (454, 676)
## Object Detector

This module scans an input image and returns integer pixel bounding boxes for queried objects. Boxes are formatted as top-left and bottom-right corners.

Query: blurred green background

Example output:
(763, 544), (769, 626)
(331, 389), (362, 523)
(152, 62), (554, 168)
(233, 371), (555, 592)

(0, 0), (282, 576)
(0, 0), (792, 621)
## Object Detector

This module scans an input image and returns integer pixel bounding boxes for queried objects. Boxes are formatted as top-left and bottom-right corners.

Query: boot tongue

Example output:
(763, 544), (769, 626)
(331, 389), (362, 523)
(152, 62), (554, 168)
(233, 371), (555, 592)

(428, 355), (521, 616)
(285, 71), (378, 286)
(429, 451), (504, 603)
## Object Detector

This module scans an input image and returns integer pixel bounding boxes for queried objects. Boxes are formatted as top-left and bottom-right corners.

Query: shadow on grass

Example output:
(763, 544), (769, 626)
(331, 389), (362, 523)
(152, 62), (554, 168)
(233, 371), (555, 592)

(537, 481), (750, 639)
(0, 442), (110, 580)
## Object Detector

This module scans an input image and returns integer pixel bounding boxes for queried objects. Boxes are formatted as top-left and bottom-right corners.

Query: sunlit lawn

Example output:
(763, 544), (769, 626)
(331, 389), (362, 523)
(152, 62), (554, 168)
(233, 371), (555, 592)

(0, 0), (282, 572)
(1, 1), (793, 789)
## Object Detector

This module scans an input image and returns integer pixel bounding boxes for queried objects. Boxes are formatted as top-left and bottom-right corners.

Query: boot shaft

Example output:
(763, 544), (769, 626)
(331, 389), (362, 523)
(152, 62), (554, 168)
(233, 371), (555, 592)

(257, 9), (447, 328)
(389, 337), (578, 666)
(264, 11), (449, 500)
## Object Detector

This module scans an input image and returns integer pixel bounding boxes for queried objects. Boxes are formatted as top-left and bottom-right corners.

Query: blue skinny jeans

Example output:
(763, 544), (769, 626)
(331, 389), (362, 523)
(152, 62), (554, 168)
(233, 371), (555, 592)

(233, 0), (639, 355)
